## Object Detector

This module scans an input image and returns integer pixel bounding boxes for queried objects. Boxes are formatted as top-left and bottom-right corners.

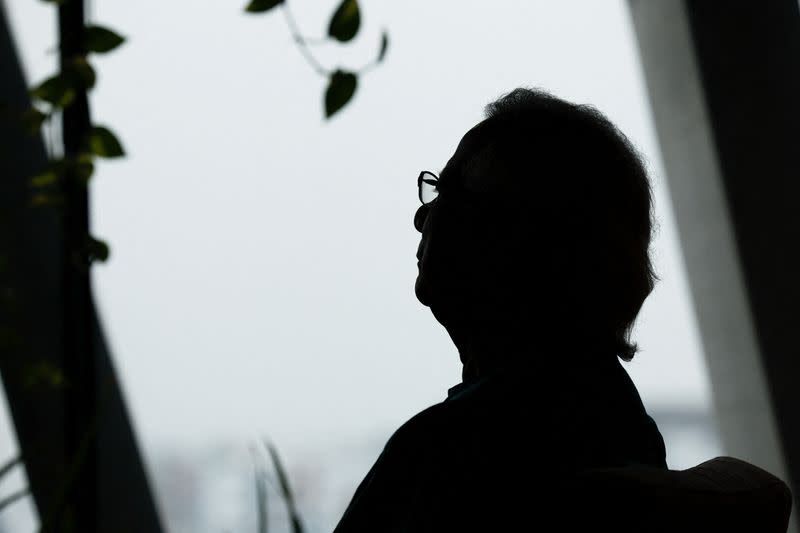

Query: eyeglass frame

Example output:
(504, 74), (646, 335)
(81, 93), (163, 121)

(417, 170), (440, 205)
(417, 169), (498, 206)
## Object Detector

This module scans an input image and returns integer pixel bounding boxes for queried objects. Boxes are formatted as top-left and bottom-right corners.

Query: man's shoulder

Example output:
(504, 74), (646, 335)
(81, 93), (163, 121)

(388, 401), (452, 447)
(384, 400), (475, 458)
(388, 377), (523, 448)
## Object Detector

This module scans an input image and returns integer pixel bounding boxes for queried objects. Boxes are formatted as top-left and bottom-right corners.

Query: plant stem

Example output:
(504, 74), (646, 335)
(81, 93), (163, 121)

(282, 2), (329, 77)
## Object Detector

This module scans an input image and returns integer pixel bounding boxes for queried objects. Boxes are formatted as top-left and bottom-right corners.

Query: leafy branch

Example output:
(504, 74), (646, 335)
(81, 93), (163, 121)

(24, 22), (126, 264)
(244, 0), (389, 118)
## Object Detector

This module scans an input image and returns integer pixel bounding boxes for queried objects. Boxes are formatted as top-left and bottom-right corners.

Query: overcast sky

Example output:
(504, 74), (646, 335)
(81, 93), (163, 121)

(3, 0), (714, 472)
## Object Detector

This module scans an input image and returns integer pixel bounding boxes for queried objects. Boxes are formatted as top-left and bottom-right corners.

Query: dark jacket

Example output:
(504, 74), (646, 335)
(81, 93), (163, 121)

(334, 353), (667, 532)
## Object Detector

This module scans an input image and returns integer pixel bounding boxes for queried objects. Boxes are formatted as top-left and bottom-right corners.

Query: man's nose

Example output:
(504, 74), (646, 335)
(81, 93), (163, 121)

(414, 204), (430, 233)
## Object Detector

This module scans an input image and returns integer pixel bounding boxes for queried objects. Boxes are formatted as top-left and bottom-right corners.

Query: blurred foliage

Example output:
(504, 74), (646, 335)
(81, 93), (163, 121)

(85, 235), (110, 263)
(30, 153), (95, 189)
(252, 440), (305, 533)
(325, 70), (357, 118)
(19, 107), (48, 135)
(245, 0), (284, 13)
(85, 126), (125, 158)
(377, 31), (389, 63)
(245, 0), (389, 119)
(24, 13), (126, 265)
(83, 25), (125, 53)
(21, 0), (389, 272)
(21, 361), (66, 389)
(5, 1), (395, 529)
(328, 0), (360, 42)
(29, 74), (75, 107)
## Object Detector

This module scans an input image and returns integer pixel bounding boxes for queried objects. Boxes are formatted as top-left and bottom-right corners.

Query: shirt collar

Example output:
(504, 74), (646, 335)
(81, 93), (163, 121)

(446, 373), (494, 401)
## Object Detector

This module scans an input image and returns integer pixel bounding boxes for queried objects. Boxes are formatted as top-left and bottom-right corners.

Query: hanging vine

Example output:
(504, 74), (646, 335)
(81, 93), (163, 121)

(245, 0), (389, 118)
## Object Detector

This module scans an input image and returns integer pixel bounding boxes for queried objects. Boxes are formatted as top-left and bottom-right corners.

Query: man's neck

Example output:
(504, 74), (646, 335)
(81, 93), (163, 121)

(457, 330), (535, 381)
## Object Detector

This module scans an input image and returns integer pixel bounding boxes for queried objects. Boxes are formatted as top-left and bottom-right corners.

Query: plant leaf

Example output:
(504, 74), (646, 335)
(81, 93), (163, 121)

(30, 169), (59, 187)
(377, 31), (389, 63)
(67, 56), (96, 89)
(85, 126), (125, 158)
(328, 0), (360, 42)
(245, 0), (283, 13)
(20, 108), (48, 135)
(71, 153), (95, 182)
(84, 25), (126, 53)
(30, 194), (65, 208)
(87, 236), (110, 263)
(30, 74), (75, 107)
(29, 159), (66, 187)
(324, 70), (357, 119)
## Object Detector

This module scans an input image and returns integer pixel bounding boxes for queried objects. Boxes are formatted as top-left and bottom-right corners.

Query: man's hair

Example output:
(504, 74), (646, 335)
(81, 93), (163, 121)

(477, 88), (656, 361)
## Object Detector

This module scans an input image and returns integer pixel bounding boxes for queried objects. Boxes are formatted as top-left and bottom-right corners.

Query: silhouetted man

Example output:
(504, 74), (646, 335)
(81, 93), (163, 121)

(334, 88), (667, 532)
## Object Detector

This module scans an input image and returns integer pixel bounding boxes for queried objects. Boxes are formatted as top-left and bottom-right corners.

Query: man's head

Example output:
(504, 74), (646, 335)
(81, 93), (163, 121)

(414, 88), (655, 364)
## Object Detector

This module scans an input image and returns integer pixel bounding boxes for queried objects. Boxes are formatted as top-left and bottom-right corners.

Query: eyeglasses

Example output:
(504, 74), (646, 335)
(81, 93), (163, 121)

(417, 170), (439, 205)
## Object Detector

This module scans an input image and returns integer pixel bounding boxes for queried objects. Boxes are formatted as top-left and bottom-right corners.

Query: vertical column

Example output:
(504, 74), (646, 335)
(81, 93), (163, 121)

(627, 0), (799, 527)
(57, 2), (97, 530)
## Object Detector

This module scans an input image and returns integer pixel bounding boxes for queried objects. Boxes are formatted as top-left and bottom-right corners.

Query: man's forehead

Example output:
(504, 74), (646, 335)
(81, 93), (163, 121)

(441, 121), (504, 193)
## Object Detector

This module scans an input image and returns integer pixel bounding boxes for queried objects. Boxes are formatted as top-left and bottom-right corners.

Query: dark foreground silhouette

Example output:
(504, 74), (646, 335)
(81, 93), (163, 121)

(333, 89), (792, 532)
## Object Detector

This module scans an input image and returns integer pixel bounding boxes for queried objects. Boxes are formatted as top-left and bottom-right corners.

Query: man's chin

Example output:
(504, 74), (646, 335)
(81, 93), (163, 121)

(415, 276), (431, 307)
